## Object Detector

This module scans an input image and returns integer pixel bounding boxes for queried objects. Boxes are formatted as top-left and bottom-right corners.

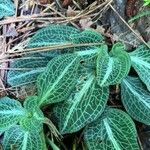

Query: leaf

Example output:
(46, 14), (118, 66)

(28, 25), (80, 48)
(20, 96), (44, 132)
(2, 125), (45, 150)
(121, 76), (150, 125)
(144, 0), (150, 6)
(53, 73), (109, 134)
(27, 25), (80, 57)
(0, 97), (25, 132)
(84, 108), (139, 150)
(75, 46), (100, 68)
(96, 43), (131, 86)
(129, 45), (150, 91)
(37, 54), (80, 106)
(70, 29), (104, 44)
(0, 0), (15, 19)
(7, 54), (50, 87)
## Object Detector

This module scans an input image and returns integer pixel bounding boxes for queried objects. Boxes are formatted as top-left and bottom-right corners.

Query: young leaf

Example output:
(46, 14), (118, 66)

(20, 96), (44, 132)
(129, 45), (150, 91)
(121, 76), (150, 125)
(0, 0), (15, 19)
(7, 54), (50, 87)
(2, 125), (45, 150)
(96, 43), (131, 86)
(37, 54), (80, 106)
(53, 74), (109, 134)
(0, 97), (25, 132)
(28, 25), (80, 48)
(84, 108), (139, 150)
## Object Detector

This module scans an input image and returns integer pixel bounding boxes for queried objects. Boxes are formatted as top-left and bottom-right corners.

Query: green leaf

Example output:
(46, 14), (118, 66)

(75, 46), (100, 69)
(20, 96), (44, 132)
(0, 0), (15, 19)
(72, 29), (104, 65)
(7, 54), (50, 87)
(84, 108), (139, 150)
(53, 73), (109, 134)
(144, 0), (150, 6)
(96, 43), (131, 86)
(129, 45), (150, 91)
(70, 29), (104, 44)
(27, 25), (80, 57)
(121, 76), (150, 125)
(37, 54), (80, 106)
(0, 97), (25, 132)
(28, 25), (80, 48)
(2, 125), (45, 150)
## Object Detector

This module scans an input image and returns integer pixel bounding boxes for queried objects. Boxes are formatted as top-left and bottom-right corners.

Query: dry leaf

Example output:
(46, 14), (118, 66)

(6, 23), (18, 37)
(66, 6), (78, 17)
(79, 17), (93, 29)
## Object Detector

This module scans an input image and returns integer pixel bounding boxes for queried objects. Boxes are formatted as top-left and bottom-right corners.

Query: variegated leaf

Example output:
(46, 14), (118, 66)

(28, 25), (80, 48)
(53, 73), (109, 134)
(0, 0), (15, 19)
(96, 43), (131, 86)
(84, 108), (139, 150)
(7, 54), (50, 86)
(37, 54), (80, 106)
(121, 76), (150, 125)
(20, 96), (44, 132)
(70, 29), (104, 44)
(2, 125), (45, 150)
(0, 97), (25, 132)
(129, 45), (150, 91)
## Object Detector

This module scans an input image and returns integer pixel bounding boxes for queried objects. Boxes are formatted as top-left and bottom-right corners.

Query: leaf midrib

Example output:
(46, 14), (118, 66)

(40, 57), (77, 103)
(0, 109), (24, 115)
(100, 58), (113, 86)
(123, 79), (150, 109)
(61, 74), (94, 132)
(131, 56), (150, 69)
(103, 118), (122, 150)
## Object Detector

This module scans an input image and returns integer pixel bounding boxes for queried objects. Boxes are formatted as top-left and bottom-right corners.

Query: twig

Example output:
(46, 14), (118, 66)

(109, 4), (150, 48)
(1, 42), (103, 59)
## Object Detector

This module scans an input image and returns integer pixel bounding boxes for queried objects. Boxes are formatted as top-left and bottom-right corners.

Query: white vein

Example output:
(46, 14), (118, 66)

(41, 57), (77, 103)
(61, 74), (94, 132)
(100, 58), (113, 86)
(103, 118), (121, 150)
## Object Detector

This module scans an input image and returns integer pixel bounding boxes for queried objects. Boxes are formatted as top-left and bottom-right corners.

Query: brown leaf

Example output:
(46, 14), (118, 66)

(79, 17), (93, 29)
(66, 6), (78, 17)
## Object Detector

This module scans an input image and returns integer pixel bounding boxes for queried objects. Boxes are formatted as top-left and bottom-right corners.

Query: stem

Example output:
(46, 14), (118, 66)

(46, 137), (60, 150)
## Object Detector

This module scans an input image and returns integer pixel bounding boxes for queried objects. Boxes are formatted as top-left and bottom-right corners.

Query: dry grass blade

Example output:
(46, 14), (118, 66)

(109, 4), (150, 49)
(0, 42), (103, 60)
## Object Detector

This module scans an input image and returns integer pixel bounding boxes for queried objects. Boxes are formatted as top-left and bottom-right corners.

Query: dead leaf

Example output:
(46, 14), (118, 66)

(79, 17), (93, 29)
(6, 23), (18, 37)
(67, 6), (78, 17)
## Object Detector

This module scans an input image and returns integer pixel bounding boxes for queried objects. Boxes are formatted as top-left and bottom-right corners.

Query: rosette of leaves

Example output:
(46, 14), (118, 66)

(0, 96), (46, 150)
(4, 25), (150, 149)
